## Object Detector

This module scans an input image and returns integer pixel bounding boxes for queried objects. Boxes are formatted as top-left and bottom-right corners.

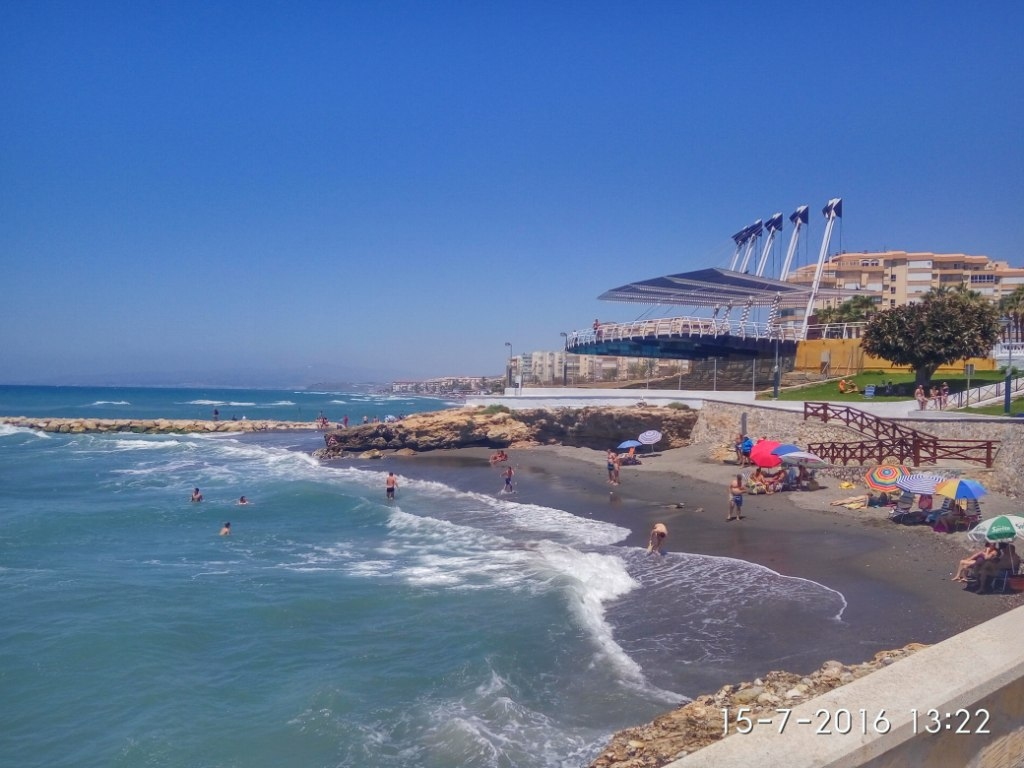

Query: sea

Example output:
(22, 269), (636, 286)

(1, 385), (850, 768)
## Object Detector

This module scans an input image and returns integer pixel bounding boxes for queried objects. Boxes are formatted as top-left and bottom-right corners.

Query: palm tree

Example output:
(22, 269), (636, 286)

(999, 285), (1024, 343)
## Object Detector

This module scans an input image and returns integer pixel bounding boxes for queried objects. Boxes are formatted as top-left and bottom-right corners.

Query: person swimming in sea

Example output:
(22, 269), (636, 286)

(191, 488), (203, 502)
(220, 522), (231, 536)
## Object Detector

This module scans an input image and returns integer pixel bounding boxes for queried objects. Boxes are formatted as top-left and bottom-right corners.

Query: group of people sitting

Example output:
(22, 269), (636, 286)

(837, 378), (860, 393)
(745, 464), (814, 494)
(953, 541), (1020, 593)
(489, 450), (509, 465)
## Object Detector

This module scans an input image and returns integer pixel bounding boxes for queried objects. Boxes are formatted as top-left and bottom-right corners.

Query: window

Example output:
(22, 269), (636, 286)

(890, 287), (896, 294)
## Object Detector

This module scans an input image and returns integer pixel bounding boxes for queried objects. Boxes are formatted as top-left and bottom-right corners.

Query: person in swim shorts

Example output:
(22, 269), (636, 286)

(386, 472), (398, 500)
(501, 465), (515, 493)
(727, 474), (745, 521)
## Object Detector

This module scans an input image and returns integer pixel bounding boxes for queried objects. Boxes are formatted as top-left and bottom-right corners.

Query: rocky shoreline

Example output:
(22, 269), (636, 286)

(0, 415), (319, 434)
(586, 644), (926, 767)
(312, 404), (699, 457)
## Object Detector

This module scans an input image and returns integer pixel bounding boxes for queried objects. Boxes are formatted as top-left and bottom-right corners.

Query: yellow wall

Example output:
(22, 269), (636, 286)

(794, 339), (998, 376)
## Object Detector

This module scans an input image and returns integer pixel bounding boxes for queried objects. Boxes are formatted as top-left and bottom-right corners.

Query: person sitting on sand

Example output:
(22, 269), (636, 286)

(953, 542), (996, 582)
(976, 542), (1016, 593)
(490, 450), (508, 464)
(748, 467), (771, 495)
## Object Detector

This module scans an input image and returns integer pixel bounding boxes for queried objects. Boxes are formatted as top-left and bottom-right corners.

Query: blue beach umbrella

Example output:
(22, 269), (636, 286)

(771, 443), (802, 456)
(933, 478), (987, 500)
(617, 440), (643, 451)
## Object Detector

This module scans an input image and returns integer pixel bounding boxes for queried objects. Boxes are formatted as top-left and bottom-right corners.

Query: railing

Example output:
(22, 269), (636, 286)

(948, 375), (1024, 409)
(566, 317), (865, 349)
(991, 342), (1024, 362)
(803, 402), (999, 468)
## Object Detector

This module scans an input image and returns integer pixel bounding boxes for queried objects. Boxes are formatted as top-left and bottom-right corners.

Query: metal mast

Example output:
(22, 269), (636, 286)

(799, 198), (843, 338)
(754, 212), (784, 277)
(779, 205), (809, 281)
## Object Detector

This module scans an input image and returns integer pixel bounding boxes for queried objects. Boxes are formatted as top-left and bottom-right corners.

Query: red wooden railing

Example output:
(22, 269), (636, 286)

(802, 402), (999, 468)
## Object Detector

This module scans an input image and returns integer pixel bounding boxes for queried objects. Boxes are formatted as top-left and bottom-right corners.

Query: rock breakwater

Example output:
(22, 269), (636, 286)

(0, 416), (318, 435)
(588, 643), (927, 767)
(313, 405), (699, 456)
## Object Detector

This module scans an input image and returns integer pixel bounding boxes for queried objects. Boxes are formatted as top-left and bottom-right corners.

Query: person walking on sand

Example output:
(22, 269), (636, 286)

(648, 522), (668, 556)
(501, 465), (515, 494)
(386, 472), (398, 500)
(727, 474), (745, 520)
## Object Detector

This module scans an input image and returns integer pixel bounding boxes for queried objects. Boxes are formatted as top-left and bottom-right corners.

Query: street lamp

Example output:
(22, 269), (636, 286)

(559, 332), (568, 386)
(505, 341), (512, 389)
(1000, 317), (1013, 415)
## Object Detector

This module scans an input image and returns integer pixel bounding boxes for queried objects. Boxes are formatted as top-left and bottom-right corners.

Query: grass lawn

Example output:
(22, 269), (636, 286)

(762, 370), (1011, 404)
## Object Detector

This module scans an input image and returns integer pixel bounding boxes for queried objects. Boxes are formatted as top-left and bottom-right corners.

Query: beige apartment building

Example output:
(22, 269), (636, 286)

(788, 251), (1024, 312)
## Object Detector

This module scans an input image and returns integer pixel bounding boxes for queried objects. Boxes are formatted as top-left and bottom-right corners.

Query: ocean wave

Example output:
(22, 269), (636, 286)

(89, 400), (130, 406)
(0, 424), (51, 439)
(183, 399), (226, 406)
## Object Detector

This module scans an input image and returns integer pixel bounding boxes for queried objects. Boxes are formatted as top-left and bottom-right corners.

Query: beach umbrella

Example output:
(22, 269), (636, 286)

(894, 473), (946, 495)
(933, 478), (988, 500)
(967, 515), (1024, 543)
(779, 451), (826, 467)
(749, 440), (782, 468)
(771, 443), (802, 456)
(864, 465), (909, 492)
(637, 429), (662, 445)
(617, 439), (643, 451)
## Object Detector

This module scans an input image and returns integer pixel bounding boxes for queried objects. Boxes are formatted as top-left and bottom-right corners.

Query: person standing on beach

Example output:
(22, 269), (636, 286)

(501, 465), (515, 494)
(606, 449), (619, 485)
(727, 475), (745, 521)
(386, 472), (398, 500)
(647, 522), (668, 556)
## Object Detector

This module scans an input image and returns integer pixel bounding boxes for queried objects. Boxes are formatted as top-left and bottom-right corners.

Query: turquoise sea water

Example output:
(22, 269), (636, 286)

(1, 386), (849, 767)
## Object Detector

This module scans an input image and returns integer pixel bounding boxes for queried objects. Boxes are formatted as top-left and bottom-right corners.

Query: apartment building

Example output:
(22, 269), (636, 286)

(788, 251), (1024, 311)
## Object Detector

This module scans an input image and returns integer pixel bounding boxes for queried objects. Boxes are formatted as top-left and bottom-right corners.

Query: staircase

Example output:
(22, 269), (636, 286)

(802, 402), (999, 468)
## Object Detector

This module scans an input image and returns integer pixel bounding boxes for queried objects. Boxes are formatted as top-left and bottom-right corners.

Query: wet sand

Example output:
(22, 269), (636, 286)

(388, 443), (1022, 673)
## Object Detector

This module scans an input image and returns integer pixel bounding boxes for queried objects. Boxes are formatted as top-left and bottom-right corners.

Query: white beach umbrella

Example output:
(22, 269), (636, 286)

(637, 429), (662, 453)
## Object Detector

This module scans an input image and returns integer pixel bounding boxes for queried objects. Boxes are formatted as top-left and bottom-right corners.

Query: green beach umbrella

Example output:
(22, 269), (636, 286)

(967, 514), (1024, 543)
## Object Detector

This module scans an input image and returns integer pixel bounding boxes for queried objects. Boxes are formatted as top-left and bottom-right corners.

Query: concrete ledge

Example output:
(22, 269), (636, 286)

(668, 605), (1024, 767)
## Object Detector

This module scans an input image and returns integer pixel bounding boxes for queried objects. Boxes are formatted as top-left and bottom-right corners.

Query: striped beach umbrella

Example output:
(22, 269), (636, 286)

(779, 451), (826, 467)
(863, 464), (908, 492)
(895, 473), (946, 495)
(933, 478), (987, 500)
(968, 515), (1024, 543)
(771, 443), (802, 456)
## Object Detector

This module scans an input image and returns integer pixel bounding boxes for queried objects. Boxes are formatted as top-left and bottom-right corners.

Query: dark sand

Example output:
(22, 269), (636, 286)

(385, 443), (1021, 679)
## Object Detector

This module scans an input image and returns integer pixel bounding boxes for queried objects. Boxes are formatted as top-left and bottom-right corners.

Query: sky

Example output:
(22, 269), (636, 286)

(2, 1), (1022, 387)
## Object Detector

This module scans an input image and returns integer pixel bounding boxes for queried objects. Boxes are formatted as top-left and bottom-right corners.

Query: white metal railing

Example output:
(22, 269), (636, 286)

(566, 316), (867, 349)
(992, 342), (1024, 363)
(948, 375), (1024, 409)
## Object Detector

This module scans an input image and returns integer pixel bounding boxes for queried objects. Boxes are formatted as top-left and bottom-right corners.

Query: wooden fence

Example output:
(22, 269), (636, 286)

(803, 402), (999, 468)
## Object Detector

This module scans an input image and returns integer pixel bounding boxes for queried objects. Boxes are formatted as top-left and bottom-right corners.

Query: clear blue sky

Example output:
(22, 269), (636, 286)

(2, 1), (1022, 386)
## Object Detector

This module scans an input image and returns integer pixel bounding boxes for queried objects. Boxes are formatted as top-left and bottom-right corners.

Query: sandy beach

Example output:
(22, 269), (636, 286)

(387, 443), (1022, 686)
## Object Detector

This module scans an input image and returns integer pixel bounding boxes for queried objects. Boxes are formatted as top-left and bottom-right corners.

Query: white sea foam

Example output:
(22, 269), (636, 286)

(90, 400), (130, 406)
(0, 424), (50, 438)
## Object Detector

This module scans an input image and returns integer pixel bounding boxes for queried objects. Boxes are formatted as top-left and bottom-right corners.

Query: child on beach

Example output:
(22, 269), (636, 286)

(647, 523), (668, 556)
(501, 465), (515, 494)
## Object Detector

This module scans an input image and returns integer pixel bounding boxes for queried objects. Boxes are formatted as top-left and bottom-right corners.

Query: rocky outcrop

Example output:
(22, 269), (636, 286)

(587, 644), (927, 767)
(313, 405), (698, 457)
(0, 416), (317, 435)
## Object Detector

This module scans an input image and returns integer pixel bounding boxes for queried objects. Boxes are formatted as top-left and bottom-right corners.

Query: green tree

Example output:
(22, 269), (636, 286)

(861, 289), (1000, 385)
(999, 285), (1024, 343)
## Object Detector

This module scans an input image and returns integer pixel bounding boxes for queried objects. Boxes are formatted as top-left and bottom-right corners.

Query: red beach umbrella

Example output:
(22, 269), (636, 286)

(749, 440), (782, 468)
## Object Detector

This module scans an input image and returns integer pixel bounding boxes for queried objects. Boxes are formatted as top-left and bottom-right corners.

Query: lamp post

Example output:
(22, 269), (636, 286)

(505, 341), (512, 389)
(559, 332), (568, 386)
(772, 335), (781, 399)
(1001, 318), (1013, 415)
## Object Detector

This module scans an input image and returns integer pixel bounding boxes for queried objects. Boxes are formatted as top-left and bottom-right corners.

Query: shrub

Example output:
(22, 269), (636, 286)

(480, 404), (511, 415)
(665, 402), (691, 410)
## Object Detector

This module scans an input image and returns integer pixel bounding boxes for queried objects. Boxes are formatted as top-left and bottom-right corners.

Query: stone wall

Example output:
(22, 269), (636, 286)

(689, 401), (1023, 497)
